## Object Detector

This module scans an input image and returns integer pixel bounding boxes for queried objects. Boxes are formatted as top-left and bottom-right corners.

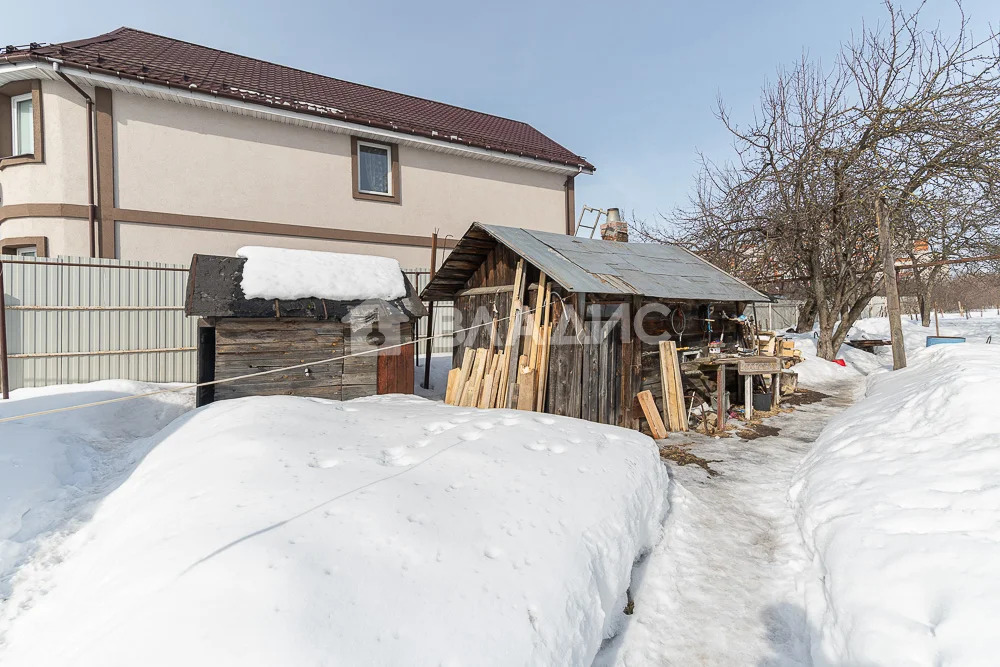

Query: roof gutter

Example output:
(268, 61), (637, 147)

(14, 58), (594, 176)
(51, 61), (97, 258)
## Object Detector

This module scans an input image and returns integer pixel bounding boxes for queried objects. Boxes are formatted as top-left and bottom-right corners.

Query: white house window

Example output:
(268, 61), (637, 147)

(15, 246), (37, 257)
(357, 140), (392, 195)
(11, 93), (34, 156)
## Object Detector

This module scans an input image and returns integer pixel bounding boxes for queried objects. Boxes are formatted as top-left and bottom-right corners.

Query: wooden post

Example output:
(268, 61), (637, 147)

(771, 372), (780, 409)
(876, 198), (907, 369)
(421, 232), (439, 389)
(744, 374), (753, 421)
(0, 256), (8, 400)
(934, 303), (940, 337)
(716, 365), (726, 431)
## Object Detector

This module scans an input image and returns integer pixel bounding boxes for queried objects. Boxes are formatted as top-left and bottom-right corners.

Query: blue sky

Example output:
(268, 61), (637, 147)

(4, 1), (995, 229)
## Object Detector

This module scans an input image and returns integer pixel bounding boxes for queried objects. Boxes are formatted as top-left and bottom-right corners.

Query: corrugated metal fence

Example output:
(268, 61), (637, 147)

(1, 255), (197, 390)
(403, 269), (454, 356)
(0, 258), (455, 392)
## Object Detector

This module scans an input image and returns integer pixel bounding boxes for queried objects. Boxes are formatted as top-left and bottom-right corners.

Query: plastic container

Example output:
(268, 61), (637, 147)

(926, 336), (966, 347)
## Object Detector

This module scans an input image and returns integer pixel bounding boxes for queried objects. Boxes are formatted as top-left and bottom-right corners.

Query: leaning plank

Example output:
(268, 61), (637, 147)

(502, 261), (528, 408)
(669, 341), (688, 431)
(444, 368), (461, 405)
(461, 348), (488, 407)
(478, 373), (495, 409)
(528, 273), (547, 369)
(535, 324), (552, 412)
(489, 353), (505, 407)
(637, 390), (668, 440)
(658, 341), (681, 431)
(516, 367), (537, 411)
(452, 348), (476, 406)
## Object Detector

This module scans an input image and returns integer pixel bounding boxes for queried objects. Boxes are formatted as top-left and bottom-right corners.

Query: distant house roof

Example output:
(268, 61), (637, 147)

(3, 27), (593, 172)
(422, 224), (771, 303)
(186, 254), (426, 323)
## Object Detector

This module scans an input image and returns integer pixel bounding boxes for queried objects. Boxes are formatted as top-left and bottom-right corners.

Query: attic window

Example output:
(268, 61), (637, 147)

(351, 137), (401, 204)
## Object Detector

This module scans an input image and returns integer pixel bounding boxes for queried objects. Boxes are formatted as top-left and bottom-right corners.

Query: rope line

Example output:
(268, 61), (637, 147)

(0, 302), (544, 425)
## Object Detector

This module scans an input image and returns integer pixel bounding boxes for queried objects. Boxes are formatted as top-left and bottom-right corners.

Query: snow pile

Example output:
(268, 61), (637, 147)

(0, 395), (668, 666)
(791, 344), (1000, 665)
(0, 381), (193, 600)
(850, 312), (1000, 360)
(784, 332), (877, 391)
(237, 246), (406, 301)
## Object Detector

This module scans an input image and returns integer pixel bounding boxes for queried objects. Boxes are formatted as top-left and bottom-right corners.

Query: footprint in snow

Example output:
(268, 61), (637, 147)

(308, 458), (339, 469)
(501, 417), (521, 426)
(458, 431), (482, 441)
(379, 447), (413, 467)
(548, 444), (566, 454)
(484, 546), (505, 559)
(533, 416), (556, 425)
(524, 442), (548, 452)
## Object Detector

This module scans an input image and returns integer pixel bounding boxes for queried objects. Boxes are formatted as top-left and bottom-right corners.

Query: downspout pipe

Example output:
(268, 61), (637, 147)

(52, 63), (96, 258)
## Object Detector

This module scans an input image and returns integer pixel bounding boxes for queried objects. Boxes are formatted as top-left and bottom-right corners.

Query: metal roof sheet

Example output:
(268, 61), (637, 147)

(475, 224), (769, 302)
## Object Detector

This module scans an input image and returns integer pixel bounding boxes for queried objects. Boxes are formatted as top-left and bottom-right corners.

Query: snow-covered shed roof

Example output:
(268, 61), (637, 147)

(421, 223), (771, 303)
(185, 252), (426, 323)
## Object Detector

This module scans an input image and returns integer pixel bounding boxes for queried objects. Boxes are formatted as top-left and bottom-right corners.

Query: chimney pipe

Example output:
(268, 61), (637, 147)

(600, 207), (628, 242)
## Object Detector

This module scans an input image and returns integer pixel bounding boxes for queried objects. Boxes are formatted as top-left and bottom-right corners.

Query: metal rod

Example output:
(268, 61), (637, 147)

(9, 346), (196, 359)
(0, 256), (9, 399)
(422, 231), (438, 389)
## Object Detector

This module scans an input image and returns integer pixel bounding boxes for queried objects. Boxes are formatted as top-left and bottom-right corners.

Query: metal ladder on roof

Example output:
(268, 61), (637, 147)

(575, 206), (608, 238)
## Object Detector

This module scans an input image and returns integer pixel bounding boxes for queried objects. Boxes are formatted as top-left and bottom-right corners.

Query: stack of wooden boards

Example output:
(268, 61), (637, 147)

(443, 261), (555, 411)
(757, 332), (804, 368)
(637, 340), (689, 440)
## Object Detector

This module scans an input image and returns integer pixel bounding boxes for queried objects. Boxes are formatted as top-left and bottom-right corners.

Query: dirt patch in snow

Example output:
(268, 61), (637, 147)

(736, 423), (782, 440)
(780, 388), (830, 407)
(659, 443), (721, 476)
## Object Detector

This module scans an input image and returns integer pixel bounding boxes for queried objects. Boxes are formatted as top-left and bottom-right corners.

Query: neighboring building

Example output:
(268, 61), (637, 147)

(0, 28), (593, 266)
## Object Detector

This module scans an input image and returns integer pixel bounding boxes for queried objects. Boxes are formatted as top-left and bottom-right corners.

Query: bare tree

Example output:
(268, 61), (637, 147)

(655, 0), (1000, 359)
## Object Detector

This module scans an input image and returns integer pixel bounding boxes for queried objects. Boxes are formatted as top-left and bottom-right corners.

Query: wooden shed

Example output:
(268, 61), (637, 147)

(420, 223), (771, 434)
(186, 253), (426, 406)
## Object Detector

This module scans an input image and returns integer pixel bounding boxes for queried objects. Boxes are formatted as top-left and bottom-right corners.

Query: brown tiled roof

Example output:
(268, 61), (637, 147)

(4, 27), (593, 171)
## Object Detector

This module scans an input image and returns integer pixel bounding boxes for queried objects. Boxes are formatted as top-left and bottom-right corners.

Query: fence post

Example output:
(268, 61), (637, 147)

(422, 231), (438, 389)
(0, 256), (9, 399)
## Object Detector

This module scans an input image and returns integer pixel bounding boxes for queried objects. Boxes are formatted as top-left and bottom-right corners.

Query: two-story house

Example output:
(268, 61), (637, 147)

(0, 28), (593, 266)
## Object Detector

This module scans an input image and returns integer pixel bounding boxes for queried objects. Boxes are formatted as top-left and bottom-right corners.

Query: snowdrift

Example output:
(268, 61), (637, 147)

(791, 344), (1000, 666)
(0, 395), (667, 666)
(0, 381), (193, 599)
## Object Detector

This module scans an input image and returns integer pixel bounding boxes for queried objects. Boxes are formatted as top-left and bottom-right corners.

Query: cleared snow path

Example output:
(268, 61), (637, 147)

(598, 388), (858, 666)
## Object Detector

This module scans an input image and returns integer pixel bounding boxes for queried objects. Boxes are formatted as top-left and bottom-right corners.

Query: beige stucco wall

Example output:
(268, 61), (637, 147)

(116, 221), (437, 268)
(112, 93), (567, 264)
(0, 216), (91, 257)
(0, 80), (91, 206)
(3, 80), (574, 264)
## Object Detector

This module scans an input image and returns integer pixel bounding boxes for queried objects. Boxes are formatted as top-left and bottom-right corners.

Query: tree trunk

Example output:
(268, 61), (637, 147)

(876, 198), (906, 369)
(794, 297), (817, 333)
(919, 294), (932, 327)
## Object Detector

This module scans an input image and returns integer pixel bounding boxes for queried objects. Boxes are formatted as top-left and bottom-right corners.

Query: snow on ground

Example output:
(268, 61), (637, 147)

(599, 388), (857, 666)
(237, 246), (406, 301)
(0, 394), (667, 666)
(603, 314), (999, 665)
(791, 344), (1000, 666)
(0, 381), (193, 602)
(413, 353), (452, 401)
